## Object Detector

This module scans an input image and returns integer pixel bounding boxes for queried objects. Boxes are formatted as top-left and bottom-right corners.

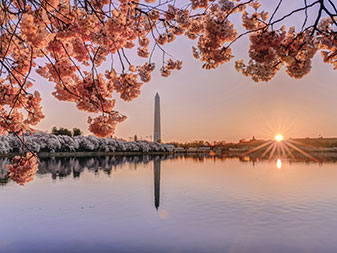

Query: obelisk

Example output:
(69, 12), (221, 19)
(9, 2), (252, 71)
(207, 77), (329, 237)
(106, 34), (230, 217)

(154, 93), (161, 142)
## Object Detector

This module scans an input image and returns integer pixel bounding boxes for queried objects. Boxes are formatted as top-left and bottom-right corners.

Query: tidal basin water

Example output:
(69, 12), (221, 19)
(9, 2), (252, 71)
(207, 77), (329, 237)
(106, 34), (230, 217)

(1, 154), (337, 252)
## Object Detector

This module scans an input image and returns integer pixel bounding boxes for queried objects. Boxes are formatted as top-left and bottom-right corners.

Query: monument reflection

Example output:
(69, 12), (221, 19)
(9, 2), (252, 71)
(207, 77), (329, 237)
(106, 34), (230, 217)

(154, 158), (161, 210)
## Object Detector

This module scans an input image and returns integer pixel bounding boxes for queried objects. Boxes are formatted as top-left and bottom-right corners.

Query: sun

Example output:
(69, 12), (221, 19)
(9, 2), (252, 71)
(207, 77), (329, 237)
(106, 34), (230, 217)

(241, 132), (319, 162)
(274, 134), (284, 142)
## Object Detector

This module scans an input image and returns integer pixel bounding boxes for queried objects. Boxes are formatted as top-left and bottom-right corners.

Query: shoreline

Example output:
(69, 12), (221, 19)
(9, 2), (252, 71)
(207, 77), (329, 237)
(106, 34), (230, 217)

(0, 151), (175, 158)
(2, 149), (337, 159)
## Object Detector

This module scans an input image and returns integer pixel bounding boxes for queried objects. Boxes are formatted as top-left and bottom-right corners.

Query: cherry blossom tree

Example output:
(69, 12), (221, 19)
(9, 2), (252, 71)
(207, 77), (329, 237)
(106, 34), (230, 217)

(0, 132), (175, 153)
(0, 0), (336, 184)
(0, 131), (176, 184)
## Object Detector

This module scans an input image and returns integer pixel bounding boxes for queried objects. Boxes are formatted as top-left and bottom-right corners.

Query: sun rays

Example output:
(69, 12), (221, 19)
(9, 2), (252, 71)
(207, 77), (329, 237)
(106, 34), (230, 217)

(241, 134), (319, 163)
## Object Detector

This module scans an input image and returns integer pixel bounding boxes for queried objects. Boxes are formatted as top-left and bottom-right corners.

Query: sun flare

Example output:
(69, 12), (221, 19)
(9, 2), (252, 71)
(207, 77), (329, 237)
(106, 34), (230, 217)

(274, 134), (284, 142)
(241, 133), (319, 162)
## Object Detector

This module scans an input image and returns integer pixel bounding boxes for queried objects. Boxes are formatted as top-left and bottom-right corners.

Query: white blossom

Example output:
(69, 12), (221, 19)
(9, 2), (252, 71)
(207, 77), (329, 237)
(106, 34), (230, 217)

(0, 132), (177, 154)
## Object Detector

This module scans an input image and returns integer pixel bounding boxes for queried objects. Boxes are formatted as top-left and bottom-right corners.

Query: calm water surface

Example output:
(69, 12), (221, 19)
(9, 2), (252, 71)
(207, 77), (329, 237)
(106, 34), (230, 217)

(1, 155), (337, 252)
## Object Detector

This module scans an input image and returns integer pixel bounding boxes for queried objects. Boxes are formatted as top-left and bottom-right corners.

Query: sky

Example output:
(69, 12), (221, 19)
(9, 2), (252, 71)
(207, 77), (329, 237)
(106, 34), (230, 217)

(33, 0), (337, 142)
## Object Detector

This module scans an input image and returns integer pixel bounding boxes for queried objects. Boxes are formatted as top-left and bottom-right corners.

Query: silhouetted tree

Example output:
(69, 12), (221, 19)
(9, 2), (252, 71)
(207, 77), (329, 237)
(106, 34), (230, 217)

(51, 127), (58, 135)
(52, 127), (72, 137)
(73, 128), (82, 137)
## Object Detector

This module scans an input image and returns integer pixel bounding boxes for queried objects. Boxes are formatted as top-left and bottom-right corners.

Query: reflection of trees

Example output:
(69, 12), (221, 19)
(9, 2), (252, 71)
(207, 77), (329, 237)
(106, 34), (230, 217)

(0, 158), (10, 185)
(173, 152), (337, 164)
(3, 152), (337, 186)
(0, 155), (175, 185)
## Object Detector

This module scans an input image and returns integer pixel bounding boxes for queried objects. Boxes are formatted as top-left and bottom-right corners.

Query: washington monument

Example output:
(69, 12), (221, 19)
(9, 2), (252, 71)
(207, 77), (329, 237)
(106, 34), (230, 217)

(154, 93), (161, 142)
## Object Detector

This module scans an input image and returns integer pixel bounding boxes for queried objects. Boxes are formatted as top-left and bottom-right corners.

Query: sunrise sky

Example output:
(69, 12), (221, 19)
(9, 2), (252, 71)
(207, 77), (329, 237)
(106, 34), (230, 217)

(33, 0), (337, 142)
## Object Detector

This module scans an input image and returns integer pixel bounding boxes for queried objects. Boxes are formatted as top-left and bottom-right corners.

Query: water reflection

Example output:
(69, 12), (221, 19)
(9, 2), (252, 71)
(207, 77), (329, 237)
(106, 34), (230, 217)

(0, 158), (9, 185)
(276, 158), (282, 169)
(1, 155), (166, 210)
(2, 153), (337, 252)
(0, 155), (173, 187)
(154, 158), (161, 210)
(3, 152), (337, 186)
(39, 155), (172, 179)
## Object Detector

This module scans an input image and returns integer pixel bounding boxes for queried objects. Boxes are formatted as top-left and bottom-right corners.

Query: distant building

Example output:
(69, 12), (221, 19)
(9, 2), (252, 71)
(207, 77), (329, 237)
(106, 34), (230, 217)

(154, 93), (161, 142)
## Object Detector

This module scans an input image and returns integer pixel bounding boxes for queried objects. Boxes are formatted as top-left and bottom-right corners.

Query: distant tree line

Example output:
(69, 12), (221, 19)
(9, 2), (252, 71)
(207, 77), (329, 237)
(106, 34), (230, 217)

(52, 127), (82, 137)
(168, 137), (337, 150)
(168, 139), (266, 150)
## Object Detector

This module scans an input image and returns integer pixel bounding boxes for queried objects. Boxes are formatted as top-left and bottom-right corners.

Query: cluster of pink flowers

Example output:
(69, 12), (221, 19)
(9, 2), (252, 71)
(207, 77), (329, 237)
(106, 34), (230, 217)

(282, 30), (317, 79)
(218, 0), (235, 13)
(187, 3), (239, 69)
(7, 153), (38, 186)
(242, 11), (267, 31)
(25, 91), (45, 126)
(137, 62), (156, 82)
(88, 113), (126, 137)
(191, 0), (209, 10)
(236, 26), (318, 81)
(0, 110), (25, 135)
(113, 73), (143, 101)
(160, 59), (183, 77)
(319, 18), (337, 70)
